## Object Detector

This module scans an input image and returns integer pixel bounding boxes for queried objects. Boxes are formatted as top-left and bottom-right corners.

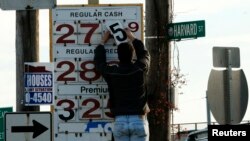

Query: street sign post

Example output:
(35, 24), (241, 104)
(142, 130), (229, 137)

(4, 112), (52, 141)
(207, 47), (248, 125)
(167, 20), (205, 40)
(0, 107), (12, 141)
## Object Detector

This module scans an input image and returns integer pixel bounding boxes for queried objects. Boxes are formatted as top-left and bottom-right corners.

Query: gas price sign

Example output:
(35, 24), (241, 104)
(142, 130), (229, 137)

(51, 4), (143, 141)
(24, 63), (53, 105)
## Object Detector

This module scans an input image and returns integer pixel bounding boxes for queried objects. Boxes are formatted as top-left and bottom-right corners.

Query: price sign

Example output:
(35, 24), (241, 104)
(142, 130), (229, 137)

(52, 4), (143, 141)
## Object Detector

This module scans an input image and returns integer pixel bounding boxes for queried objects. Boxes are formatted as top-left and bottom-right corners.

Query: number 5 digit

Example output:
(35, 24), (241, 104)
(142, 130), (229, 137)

(106, 21), (127, 45)
(109, 22), (127, 42)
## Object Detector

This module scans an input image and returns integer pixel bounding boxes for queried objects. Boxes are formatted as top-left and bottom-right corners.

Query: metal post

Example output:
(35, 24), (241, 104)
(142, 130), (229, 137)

(225, 49), (232, 124)
(206, 91), (211, 126)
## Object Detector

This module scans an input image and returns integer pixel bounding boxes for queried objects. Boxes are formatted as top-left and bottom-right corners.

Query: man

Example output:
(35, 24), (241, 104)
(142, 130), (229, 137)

(94, 28), (150, 141)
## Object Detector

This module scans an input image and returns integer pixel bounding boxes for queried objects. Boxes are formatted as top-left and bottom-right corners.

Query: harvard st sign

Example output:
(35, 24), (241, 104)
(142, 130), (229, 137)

(167, 20), (205, 40)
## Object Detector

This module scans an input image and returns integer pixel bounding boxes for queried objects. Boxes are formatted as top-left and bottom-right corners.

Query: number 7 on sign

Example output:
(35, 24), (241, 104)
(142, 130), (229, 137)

(105, 21), (127, 45)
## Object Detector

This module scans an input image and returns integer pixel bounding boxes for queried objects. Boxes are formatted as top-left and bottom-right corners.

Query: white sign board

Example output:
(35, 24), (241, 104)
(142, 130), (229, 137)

(51, 4), (143, 141)
(24, 62), (54, 105)
(0, 0), (56, 10)
(5, 112), (52, 141)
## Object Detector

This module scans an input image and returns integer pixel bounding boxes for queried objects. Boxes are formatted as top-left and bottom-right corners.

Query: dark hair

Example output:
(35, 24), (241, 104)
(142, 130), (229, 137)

(117, 42), (134, 63)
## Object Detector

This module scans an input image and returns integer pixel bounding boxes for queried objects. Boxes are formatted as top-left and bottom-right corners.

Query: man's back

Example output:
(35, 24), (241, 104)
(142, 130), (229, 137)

(104, 63), (147, 116)
(94, 38), (150, 116)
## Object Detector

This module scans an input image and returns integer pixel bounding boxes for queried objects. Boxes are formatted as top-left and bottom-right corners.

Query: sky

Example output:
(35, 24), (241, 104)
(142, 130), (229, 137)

(1, 0), (250, 128)
(172, 0), (250, 125)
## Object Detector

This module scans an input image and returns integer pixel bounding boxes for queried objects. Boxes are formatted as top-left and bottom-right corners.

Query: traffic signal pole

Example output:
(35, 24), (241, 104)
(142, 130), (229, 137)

(16, 10), (39, 112)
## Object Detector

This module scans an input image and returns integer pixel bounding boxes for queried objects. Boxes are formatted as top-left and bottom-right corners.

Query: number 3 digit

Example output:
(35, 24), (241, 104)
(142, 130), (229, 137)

(57, 99), (75, 121)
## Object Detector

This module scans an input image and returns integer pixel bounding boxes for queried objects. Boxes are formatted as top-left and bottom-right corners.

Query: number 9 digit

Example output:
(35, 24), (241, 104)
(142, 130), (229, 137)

(128, 22), (139, 32)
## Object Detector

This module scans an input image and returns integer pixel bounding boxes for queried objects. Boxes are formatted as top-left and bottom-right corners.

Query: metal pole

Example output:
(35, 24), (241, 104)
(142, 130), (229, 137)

(206, 91), (211, 126)
(225, 49), (232, 124)
(16, 10), (39, 112)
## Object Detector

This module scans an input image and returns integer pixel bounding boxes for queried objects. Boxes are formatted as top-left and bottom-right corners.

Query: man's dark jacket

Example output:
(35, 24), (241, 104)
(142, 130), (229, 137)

(94, 39), (150, 116)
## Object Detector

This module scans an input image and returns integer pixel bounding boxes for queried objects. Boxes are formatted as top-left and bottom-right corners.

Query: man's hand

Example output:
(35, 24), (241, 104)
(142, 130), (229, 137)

(101, 30), (111, 45)
(124, 28), (136, 41)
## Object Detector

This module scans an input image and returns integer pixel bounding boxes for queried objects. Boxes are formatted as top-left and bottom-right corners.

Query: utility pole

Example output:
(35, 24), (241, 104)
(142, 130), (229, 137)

(146, 0), (173, 141)
(16, 10), (39, 112)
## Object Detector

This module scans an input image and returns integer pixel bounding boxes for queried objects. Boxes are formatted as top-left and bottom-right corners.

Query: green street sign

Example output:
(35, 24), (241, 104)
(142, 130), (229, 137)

(167, 20), (205, 40)
(0, 107), (13, 141)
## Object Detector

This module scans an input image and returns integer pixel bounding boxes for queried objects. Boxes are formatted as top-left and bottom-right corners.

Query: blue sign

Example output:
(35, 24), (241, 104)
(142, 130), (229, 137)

(24, 63), (53, 105)
(24, 73), (52, 87)
(25, 92), (53, 105)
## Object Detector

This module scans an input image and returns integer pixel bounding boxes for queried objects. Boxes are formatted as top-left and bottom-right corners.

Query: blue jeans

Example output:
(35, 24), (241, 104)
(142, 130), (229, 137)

(113, 115), (149, 141)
